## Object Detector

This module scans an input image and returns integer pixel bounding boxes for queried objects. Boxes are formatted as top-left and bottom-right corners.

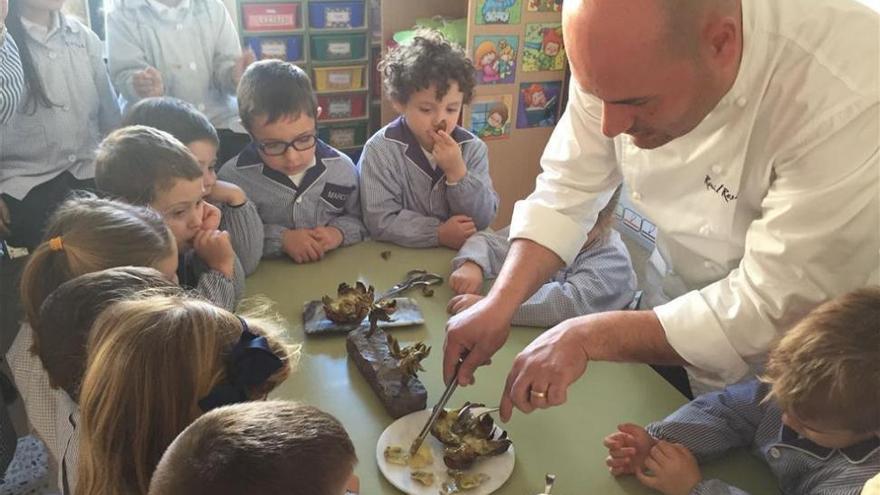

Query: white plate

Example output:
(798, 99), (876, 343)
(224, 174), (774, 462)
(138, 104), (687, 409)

(376, 408), (515, 494)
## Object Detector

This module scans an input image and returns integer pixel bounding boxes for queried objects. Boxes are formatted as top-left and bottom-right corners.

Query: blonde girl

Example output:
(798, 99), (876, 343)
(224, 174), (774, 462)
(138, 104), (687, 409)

(77, 294), (296, 495)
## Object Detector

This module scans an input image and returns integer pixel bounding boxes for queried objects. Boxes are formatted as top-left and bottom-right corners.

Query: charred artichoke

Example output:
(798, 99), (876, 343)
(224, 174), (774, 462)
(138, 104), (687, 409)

(322, 282), (375, 323)
(430, 402), (512, 470)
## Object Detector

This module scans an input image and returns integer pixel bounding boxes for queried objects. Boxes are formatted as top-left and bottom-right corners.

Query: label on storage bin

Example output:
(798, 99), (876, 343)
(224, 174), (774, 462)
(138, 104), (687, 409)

(328, 72), (352, 86)
(328, 98), (353, 118)
(327, 42), (352, 56)
(261, 40), (287, 59)
(325, 8), (352, 27)
(252, 11), (294, 28)
(330, 128), (356, 148)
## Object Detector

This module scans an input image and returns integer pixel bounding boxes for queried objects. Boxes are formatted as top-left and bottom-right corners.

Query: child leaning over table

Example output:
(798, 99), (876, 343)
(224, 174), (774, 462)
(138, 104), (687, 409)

(447, 186), (637, 327)
(359, 29), (499, 250)
(219, 60), (366, 264)
(604, 287), (880, 495)
(148, 401), (360, 495)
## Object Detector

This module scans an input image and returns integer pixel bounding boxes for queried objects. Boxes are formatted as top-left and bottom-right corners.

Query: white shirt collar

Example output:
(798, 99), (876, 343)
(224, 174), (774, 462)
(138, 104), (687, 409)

(421, 147), (438, 170)
(287, 156), (318, 187)
(21, 11), (62, 43)
(145, 0), (191, 19)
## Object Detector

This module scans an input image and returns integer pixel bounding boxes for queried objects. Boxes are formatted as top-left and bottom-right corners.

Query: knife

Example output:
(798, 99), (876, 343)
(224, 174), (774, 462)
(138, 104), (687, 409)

(409, 358), (465, 456)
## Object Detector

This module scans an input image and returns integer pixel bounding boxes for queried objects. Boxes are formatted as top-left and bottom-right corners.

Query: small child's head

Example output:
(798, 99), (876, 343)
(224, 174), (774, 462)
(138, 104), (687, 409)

(487, 103), (509, 130)
(541, 27), (563, 57)
(122, 97), (221, 197)
(763, 287), (880, 449)
(33, 266), (182, 402)
(380, 29), (476, 151)
(149, 401), (357, 495)
(95, 125), (206, 249)
(77, 294), (298, 495)
(522, 84), (548, 108)
(20, 195), (177, 329)
(237, 60), (320, 177)
(474, 40), (498, 68)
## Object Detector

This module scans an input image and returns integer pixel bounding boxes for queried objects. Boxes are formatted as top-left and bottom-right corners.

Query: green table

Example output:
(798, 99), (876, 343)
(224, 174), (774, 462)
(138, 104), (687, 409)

(245, 242), (777, 494)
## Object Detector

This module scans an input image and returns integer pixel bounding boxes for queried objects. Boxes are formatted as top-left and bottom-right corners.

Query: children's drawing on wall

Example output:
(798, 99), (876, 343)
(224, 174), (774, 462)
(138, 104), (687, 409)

(471, 95), (513, 140)
(473, 36), (518, 85)
(526, 0), (562, 12)
(476, 0), (522, 25)
(522, 23), (566, 72)
(517, 81), (561, 128)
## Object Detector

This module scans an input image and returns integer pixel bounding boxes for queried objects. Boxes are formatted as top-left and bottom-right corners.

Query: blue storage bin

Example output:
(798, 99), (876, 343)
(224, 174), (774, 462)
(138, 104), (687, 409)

(308, 1), (366, 29)
(245, 35), (304, 62)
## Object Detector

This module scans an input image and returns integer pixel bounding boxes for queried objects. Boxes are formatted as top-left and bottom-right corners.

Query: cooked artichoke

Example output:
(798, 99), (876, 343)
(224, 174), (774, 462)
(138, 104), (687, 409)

(383, 445), (409, 466)
(322, 282), (375, 323)
(440, 471), (490, 493)
(408, 442), (434, 469)
(410, 470), (435, 486)
(387, 333), (431, 380)
(430, 402), (512, 470)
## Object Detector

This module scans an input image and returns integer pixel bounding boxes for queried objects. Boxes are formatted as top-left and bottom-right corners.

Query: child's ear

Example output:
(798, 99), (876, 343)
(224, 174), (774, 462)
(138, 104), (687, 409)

(316, 106), (323, 120)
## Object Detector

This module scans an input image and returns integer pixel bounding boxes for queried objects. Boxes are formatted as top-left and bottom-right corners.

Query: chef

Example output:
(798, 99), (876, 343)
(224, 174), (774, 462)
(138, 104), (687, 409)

(442, 0), (879, 421)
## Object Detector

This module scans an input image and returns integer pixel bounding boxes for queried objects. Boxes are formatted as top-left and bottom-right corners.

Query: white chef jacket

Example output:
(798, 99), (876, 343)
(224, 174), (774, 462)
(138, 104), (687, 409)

(510, 0), (880, 389)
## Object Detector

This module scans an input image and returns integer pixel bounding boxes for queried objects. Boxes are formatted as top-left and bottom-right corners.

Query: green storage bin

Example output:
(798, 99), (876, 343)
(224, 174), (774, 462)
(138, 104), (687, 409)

(318, 121), (368, 149)
(310, 33), (367, 62)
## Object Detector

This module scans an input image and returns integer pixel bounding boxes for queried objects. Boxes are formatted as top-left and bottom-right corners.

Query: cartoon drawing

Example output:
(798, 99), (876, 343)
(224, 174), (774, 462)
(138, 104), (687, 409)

(526, 0), (562, 12)
(473, 36), (518, 85)
(522, 23), (566, 72)
(517, 81), (561, 128)
(476, 0), (522, 25)
(470, 96), (513, 140)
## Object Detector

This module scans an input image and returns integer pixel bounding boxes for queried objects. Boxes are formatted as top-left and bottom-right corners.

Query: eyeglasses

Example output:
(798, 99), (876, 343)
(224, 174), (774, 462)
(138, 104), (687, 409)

(257, 133), (317, 156)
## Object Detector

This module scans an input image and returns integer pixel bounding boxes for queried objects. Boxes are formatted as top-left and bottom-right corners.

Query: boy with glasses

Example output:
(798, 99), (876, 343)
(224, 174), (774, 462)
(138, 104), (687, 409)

(219, 60), (366, 263)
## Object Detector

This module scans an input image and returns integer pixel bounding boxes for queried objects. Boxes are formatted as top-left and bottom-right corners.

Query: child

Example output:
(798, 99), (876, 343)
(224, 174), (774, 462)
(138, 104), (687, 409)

(604, 288), (880, 495)
(448, 187), (636, 327)
(219, 60), (366, 264)
(1, 0), (120, 349)
(105, 0), (254, 163)
(77, 294), (296, 495)
(477, 103), (509, 139)
(32, 266), (181, 494)
(362, 29), (498, 249)
(5, 196), (177, 492)
(149, 401), (359, 495)
(95, 125), (245, 310)
(123, 96), (263, 274)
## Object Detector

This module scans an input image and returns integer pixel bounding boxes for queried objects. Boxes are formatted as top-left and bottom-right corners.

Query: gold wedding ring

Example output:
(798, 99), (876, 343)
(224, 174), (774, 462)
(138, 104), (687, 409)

(530, 389), (547, 399)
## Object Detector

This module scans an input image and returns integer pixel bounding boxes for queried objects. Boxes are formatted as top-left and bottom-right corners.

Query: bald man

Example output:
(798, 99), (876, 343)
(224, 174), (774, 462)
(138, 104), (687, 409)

(443, 0), (879, 421)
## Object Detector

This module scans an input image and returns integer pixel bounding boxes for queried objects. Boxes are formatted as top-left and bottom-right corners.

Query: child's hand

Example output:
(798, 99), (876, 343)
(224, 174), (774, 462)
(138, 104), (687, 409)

(431, 129), (467, 183)
(208, 180), (247, 207)
(233, 49), (257, 85)
(201, 202), (222, 231)
(447, 294), (484, 315)
(603, 423), (656, 476)
(193, 229), (235, 278)
(312, 226), (344, 252)
(449, 261), (484, 294)
(132, 66), (164, 97)
(438, 215), (477, 250)
(635, 441), (702, 495)
(281, 228), (325, 264)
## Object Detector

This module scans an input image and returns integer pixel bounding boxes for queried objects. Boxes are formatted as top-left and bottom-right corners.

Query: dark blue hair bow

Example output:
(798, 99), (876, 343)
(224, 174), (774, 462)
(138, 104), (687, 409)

(198, 317), (284, 412)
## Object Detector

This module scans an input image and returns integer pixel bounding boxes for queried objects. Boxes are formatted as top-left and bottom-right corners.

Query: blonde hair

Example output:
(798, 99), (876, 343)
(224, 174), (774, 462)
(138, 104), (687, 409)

(77, 295), (298, 495)
(149, 401), (356, 495)
(19, 196), (175, 329)
(762, 287), (880, 433)
(474, 40), (498, 65)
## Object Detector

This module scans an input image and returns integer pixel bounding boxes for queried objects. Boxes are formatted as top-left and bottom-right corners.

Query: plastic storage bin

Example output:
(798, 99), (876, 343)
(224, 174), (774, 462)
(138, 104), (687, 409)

(318, 121), (368, 149)
(313, 65), (365, 91)
(244, 35), (304, 62)
(310, 32), (367, 62)
(242, 3), (301, 32)
(308, 1), (366, 29)
(317, 93), (367, 120)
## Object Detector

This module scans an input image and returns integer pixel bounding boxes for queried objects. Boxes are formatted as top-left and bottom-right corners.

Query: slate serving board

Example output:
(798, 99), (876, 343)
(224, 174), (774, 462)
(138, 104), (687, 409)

(302, 297), (424, 336)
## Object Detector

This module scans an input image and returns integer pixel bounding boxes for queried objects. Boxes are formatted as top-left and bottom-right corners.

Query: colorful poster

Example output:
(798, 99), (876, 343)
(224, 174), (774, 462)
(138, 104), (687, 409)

(516, 81), (561, 128)
(476, 0), (522, 25)
(471, 95), (514, 140)
(526, 0), (562, 12)
(473, 35), (519, 85)
(522, 23), (566, 72)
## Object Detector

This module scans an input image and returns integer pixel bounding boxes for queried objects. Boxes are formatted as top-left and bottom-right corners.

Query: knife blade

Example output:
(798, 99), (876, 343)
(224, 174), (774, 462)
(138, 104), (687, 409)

(409, 359), (464, 456)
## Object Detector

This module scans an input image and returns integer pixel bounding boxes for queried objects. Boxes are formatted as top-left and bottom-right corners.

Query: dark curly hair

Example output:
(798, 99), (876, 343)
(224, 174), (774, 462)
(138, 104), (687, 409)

(379, 29), (476, 105)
